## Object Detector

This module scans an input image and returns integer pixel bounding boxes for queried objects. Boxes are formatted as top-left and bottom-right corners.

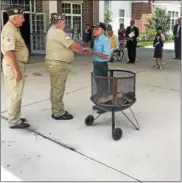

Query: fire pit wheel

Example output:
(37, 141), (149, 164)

(112, 128), (122, 140)
(85, 115), (94, 126)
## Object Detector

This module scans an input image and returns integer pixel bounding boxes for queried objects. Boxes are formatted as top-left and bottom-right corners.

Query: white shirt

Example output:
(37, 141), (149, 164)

(161, 33), (165, 42)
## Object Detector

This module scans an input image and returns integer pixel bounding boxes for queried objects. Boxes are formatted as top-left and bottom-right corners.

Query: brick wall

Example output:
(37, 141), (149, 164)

(132, 2), (152, 32)
(82, 0), (93, 27)
(36, 0), (43, 12)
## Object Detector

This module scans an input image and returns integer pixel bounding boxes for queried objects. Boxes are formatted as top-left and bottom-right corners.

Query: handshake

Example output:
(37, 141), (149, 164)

(82, 47), (92, 54)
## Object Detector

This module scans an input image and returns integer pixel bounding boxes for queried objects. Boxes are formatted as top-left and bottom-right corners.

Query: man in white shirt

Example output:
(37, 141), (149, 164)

(173, 18), (181, 60)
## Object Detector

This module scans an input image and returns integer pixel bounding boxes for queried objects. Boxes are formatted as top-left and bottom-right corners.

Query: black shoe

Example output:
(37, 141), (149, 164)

(51, 111), (68, 118)
(52, 112), (73, 120)
(173, 57), (178, 59)
(126, 61), (131, 64)
(9, 122), (30, 129)
(20, 118), (27, 123)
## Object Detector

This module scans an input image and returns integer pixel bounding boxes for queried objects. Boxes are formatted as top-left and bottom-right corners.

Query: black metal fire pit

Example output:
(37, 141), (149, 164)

(85, 69), (140, 140)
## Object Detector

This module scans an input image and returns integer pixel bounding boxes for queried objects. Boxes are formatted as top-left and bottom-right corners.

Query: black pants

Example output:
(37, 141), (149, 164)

(127, 40), (137, 63)
(174, 37), (181, 59)
(93, 62), (108, 96)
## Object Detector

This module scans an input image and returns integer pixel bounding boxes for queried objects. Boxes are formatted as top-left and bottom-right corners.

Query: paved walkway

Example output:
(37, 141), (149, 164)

(1, 48), (180, 181)
(145, 42), (174, 50)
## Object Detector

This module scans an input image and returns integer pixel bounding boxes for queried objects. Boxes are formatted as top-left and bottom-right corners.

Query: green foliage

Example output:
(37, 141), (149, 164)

(145, 28), (157, 41)
(104, 10), (112, 25)
(145, 7), (171, 41)
(165, 33), (174, 41)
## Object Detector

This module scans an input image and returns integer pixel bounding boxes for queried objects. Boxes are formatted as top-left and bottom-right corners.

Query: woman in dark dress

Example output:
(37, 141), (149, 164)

(153, 26), (165, 70)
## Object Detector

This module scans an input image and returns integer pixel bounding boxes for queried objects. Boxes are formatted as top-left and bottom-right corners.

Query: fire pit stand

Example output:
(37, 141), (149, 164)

(85, 69), (140, 140)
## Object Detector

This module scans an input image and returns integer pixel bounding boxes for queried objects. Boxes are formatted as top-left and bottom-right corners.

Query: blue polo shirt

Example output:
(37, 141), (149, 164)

(93, 34), (110, 62)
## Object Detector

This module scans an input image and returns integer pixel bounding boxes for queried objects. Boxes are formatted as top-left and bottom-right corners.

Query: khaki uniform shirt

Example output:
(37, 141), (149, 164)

(1, 21), (29, 63)
(45, 26), (74, 63)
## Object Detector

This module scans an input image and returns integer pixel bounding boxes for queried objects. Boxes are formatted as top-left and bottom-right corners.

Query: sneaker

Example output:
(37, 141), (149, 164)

(159, 66), (163, 70)
(52, 112), (73, 120)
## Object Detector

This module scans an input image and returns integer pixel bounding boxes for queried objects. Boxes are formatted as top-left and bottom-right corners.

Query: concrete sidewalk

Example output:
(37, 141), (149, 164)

(145, 42), (174, 50)
(1, 48), (181, 181)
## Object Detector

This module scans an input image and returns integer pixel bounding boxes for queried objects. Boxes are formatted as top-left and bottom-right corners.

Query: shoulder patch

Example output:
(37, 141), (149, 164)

(5, 36), (13, 44)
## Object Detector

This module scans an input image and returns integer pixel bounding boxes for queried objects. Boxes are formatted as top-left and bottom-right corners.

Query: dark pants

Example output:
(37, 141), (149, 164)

(127, 40), (137, 63)
(93, 62), (108, 96)
(174, 37), (181, 59)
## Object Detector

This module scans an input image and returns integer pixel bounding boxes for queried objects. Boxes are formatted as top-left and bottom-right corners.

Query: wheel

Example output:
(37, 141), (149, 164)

(120, 50), (124, 61)
(85, 115), (94, 126)
(112, 128), (122, 140)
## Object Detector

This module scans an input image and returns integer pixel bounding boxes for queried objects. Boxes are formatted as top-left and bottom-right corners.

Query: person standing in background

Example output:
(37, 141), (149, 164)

(153, 26), (165, 70)
(107, 30), (117, 62)
(173, 18), (181, 60)
(118, 23), (126, 50)
(125, 20), (139, 64)
(82, 24), (92, 47)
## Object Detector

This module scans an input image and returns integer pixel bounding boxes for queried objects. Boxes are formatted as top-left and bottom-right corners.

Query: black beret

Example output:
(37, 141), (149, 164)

(51, 13), (65, 23)
(6, 8), (25, 16)
(93, 22), (106, 31)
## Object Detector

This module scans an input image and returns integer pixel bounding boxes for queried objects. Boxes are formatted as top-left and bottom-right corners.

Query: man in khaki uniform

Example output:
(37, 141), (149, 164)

(45, 13), (86, 120)
(1, 8), (30, 128)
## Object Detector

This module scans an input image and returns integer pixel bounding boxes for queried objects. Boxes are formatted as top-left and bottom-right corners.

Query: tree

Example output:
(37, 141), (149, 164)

(146, 7), (170, 33)
(104, 10), (112, 25)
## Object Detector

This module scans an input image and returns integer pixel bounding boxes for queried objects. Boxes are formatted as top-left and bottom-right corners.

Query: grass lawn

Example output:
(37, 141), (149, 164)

(137, 40), (173, 47)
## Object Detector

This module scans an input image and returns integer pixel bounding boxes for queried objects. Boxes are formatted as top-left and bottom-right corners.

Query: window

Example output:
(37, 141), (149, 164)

(62, 3), (71, 14)
(168, 11), (179, 30)
(119, 9), (125, 25)
(104, 0), (110, 11)
(61, 3), (82, 37)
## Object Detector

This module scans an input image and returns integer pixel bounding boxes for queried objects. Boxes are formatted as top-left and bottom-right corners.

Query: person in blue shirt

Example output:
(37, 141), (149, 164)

(87, 22), (110, 75)
(86, 22), (111, 113)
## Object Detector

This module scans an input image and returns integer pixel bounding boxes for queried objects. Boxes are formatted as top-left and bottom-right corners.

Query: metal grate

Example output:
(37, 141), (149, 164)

(91, 70), (136, 111)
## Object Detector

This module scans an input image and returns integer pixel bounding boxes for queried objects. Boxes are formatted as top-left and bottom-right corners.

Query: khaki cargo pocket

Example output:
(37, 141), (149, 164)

(45, 61), (69, 75)
(3, 64), (15, 79)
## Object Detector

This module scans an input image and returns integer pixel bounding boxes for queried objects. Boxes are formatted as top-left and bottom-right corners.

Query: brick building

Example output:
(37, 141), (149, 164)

(99, 1), (180, 35)
(1, 0), (180, 54)
(1, 0), (95, 54)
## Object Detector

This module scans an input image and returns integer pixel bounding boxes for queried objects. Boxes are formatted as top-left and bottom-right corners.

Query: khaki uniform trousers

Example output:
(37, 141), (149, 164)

(45, 60), (70, 117)
(2, 58), (25, 125)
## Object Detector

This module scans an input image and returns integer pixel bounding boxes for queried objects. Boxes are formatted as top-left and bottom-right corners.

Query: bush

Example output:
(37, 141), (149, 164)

(139, 32), (148, 41)
(145, 28), (156, 41)
(164, 33), (173, 41)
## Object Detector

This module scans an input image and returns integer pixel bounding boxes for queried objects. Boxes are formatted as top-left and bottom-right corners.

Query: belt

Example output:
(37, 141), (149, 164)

(93, 61), (108, 63)
(45, 59), (71, 65)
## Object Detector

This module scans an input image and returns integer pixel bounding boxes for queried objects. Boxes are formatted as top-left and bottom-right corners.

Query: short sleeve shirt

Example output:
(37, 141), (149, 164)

(45, 26), (74, 63)
(92, 34), (110, 62)
(1, 21), (29, 63)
